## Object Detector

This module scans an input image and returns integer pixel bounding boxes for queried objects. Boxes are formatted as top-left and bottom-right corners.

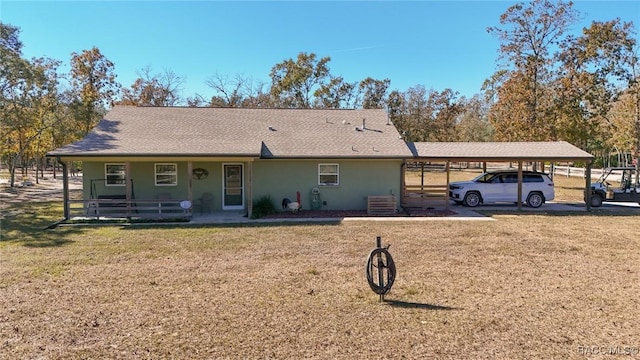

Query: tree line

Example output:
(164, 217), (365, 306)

(1, 0), (638, 187)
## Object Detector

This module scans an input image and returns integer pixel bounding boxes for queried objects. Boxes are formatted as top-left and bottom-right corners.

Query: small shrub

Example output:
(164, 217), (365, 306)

(252, 195), (277, 219)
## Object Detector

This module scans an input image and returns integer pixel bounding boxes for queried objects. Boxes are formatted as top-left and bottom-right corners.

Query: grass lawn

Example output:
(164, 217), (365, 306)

(1, 173), (638, 359)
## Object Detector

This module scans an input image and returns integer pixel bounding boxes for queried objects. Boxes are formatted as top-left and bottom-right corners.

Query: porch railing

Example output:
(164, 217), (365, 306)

(68, 199), (192, 220)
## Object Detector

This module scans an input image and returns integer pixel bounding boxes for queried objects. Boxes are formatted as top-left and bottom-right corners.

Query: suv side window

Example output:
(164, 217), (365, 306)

(523, 174), (543, 183)
(503, 174), (518, 183)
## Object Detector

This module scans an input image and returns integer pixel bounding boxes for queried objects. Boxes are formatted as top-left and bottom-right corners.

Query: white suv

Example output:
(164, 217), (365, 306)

(449, 170), (554, 208)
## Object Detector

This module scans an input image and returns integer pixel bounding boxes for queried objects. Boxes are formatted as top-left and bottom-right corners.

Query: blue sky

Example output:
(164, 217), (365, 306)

(1, 1), (639, 101)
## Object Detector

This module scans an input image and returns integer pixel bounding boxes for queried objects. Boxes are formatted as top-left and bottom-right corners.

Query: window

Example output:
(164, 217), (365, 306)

(524, 174), (544, 183)
(105, 163), (126, 186)
(318, 164), (339, 186)
(155, 163), (177, 186)
(503, 174), (518, 183)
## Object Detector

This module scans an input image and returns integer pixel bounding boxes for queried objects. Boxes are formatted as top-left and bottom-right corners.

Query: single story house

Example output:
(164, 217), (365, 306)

(48, 106), (596, 220)
(48, 106), (413, 219)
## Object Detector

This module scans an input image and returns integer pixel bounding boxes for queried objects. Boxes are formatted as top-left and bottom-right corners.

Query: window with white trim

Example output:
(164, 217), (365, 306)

(105, 163), (126, 186)
(155, 163), (178, 186)
(318, 163), (339, 186)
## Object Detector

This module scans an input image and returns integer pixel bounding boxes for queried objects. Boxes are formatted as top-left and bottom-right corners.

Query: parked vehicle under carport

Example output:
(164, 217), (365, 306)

(449, 170), (554, 208)
(587, 167), (640, 207)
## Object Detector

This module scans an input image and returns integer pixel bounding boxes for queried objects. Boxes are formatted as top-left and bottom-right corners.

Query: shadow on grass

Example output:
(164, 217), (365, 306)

(118, 220), (344, 230)
(1, 201), (85, 247)
(384, 299), (460, 311)
(22, 237), (76, 248)
(478, 208), (640, 217)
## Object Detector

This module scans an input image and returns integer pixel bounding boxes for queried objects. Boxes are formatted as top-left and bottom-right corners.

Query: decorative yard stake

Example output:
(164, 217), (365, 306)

(366, 236), (396, 302)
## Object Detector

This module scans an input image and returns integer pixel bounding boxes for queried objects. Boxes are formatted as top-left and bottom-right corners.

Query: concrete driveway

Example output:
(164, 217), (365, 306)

(449, 200), (639, 214)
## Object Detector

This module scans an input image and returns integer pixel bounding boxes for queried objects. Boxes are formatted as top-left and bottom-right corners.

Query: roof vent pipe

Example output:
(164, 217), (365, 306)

(362, 118), (366, 130)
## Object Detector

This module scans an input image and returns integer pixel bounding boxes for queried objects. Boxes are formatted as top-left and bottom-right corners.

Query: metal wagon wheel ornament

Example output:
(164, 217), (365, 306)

(365, 236), (396, 301)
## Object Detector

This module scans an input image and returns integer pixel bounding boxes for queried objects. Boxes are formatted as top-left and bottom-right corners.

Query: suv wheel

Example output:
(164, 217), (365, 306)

(526, 192), (544, 208)
(463, 192), (481, 207)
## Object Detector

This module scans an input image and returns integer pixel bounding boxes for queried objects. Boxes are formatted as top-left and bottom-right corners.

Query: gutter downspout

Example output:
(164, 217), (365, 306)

(56, 156), (70, 220)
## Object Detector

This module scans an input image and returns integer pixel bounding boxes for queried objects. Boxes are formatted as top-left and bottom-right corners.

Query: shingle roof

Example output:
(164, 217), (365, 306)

(407, 141), (594, 161)
(48, 107), (594, 162)
(49, 106), (413, 159)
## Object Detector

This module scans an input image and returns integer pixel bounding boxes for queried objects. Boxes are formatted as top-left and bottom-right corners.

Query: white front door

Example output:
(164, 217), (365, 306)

(222, 164), (244, 210)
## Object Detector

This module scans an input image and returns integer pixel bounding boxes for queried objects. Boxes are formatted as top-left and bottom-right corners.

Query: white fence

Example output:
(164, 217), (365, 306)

(552, 166), (624, 180)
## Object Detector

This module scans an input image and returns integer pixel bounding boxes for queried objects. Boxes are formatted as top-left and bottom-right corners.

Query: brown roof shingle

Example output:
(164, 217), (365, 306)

(408, 141), (593, 161)
(49, 107), (594, 162)
(49, 106), (413, 159)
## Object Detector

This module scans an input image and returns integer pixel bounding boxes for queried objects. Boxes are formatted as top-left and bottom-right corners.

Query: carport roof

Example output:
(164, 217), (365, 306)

(407, 141), (593, 162)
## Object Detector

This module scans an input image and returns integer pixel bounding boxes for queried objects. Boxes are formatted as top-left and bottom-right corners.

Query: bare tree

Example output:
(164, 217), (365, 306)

(118, 65), (184, 106)
(204, 72), (271, 107)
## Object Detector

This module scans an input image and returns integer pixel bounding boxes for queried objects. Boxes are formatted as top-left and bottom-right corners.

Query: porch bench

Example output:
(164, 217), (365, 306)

(367, 195), (397, 215)
(97, 194), (127, 208)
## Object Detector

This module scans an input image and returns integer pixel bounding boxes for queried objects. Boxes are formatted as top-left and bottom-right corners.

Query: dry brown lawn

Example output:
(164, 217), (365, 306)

(2, 211), (639, 359)
(1, 170), (638, 359)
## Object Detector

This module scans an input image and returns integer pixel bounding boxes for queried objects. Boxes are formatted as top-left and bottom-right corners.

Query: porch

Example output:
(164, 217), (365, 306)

(68, 198), (250, 223)
(68, 198), (194, 221)
(56, 159), (254, 221)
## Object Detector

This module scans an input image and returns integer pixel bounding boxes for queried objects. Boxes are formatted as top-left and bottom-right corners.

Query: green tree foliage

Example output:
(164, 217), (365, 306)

(28, 57), (63, 183)
(210, 53), (390, 110)
(70, 47), (119, 133)
(489, 70), (553, 141)
(556, 19), (637, 154)
(269, 52), (331, 108)
(607, 91), (638, 162)
(2, 0), (638, 187)
(486, 0), (638, 164)
(313, 76), (357, 109)
(0, 23), (26, 144)
(0, 23), (63, 186)
(0, 24), (57, 186)
(359, 77), (390, 109)
(387, 86), (463, 142)
(427, 88), (463, 141)
(455, 95), (494, 142)
(387, 86), (430, 141)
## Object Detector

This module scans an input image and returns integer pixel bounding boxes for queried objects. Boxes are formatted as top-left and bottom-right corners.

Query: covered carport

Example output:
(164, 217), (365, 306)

(404, 141), (595, 211)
